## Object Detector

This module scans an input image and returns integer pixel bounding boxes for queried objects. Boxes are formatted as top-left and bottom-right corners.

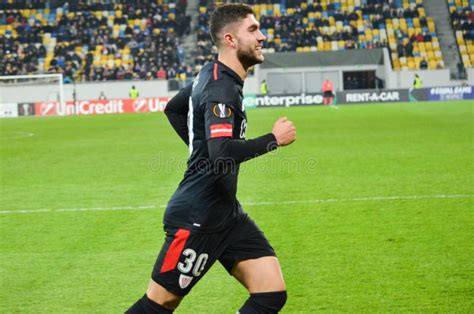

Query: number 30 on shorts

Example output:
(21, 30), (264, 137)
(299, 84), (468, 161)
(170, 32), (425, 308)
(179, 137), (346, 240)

(177, 248), (209, 277)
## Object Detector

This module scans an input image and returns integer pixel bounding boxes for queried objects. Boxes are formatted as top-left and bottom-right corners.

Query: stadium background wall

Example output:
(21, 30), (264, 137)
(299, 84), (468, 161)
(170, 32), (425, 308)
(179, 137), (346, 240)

(2, 49), (474, 104)
(1, 86), (472, 118)
(1, 67), (470, 105)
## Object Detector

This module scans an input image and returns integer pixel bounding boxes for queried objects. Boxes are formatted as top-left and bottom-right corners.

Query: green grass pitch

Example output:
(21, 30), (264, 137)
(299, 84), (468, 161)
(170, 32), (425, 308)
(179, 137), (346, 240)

(1, 101), (473, 313)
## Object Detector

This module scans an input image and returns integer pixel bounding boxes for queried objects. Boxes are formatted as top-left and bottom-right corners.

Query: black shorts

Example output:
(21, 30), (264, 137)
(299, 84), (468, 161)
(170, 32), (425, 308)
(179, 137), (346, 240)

(324, 91), (333, 97)
(151, 214), (275, 296)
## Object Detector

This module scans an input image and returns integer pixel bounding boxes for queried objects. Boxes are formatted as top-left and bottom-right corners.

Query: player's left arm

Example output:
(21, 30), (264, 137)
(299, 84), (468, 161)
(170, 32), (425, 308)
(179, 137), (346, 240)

(203, 80), (287, 164)
(164, 84), (192, 145)
(208, 135), (278, 164)
(203, 97), (278, 164)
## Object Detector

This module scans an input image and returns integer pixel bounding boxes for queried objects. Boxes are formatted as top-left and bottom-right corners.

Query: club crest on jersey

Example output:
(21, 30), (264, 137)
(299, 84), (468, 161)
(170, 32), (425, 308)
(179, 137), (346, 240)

(179, 274), (193, 289)
(212, 103), (232, 118)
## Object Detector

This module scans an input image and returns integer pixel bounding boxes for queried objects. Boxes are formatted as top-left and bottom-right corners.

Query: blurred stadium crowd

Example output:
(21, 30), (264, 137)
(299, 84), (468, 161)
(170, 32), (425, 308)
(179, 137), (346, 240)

(1, 0), (192, 82)
(448, 0), (474, 77)
(0, 0), (473, 83)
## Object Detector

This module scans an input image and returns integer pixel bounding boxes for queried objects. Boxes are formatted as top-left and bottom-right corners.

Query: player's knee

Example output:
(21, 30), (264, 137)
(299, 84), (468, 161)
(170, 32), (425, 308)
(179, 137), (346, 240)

(146, 280), (182, 310)
(125, 294), (175, 313)
(239, 291), (287, 313)
(146, 293), (181, 311)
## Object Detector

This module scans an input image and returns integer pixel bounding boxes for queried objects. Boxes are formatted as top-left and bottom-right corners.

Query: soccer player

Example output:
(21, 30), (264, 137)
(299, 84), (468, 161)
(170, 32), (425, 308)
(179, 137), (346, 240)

(126, 4), (296, 313)
(322, 79), (334, 105)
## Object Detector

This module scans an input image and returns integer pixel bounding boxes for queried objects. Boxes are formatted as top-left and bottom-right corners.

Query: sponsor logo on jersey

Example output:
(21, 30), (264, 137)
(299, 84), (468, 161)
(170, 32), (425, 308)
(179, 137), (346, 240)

(179, 274), (193, 289)
(212, 103), (232, 118)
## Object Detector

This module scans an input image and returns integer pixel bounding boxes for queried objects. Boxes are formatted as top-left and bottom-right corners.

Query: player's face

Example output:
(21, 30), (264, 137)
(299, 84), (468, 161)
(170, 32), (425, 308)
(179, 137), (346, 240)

(235, 14), (266, 69)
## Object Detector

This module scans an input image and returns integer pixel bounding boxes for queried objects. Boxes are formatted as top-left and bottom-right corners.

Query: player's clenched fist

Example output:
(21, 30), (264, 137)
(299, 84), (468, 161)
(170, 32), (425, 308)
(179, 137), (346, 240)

(272, 117), (296, 146)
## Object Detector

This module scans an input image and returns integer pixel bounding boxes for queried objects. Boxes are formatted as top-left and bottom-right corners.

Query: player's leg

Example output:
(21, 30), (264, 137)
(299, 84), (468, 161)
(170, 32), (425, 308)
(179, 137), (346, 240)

(219, 215), (287, 313)
(232, 257), (287, 313)
(126, 281), (181, 313)
(232, 256), (285, 292)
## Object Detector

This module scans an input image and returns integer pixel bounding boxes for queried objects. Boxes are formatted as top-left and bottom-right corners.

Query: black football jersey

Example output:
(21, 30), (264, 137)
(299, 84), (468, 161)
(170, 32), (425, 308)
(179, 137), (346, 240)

(164, 61), (248, 232)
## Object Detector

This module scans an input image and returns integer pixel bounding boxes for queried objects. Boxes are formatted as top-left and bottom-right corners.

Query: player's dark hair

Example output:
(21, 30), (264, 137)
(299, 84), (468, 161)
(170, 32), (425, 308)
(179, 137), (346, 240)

(209, 3), (255, 47)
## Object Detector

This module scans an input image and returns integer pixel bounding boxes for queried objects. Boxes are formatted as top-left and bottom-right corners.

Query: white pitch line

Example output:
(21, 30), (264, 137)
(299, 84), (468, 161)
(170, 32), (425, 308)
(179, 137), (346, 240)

(1, 131), (35, 139)
(0, 194), (472, 215)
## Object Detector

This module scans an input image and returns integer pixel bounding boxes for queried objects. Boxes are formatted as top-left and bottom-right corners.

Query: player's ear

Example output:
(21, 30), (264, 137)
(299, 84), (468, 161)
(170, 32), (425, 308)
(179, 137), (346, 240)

(223, 32), (236, 48)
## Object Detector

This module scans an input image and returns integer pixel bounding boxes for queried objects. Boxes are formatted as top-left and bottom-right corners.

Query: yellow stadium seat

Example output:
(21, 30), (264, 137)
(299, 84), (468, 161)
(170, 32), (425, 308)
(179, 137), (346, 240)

(428, 22), (435, 33)
(413, 18), (420, 28)
(427, 50), (435, 60)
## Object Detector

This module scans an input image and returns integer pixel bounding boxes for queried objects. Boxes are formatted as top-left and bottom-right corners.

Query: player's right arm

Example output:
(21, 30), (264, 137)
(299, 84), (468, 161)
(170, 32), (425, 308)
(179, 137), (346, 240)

(164, 84), (192, 145)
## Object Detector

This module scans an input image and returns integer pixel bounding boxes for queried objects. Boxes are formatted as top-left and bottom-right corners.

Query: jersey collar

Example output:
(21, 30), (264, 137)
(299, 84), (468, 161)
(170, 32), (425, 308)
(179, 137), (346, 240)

(216, 61), (244, 86)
